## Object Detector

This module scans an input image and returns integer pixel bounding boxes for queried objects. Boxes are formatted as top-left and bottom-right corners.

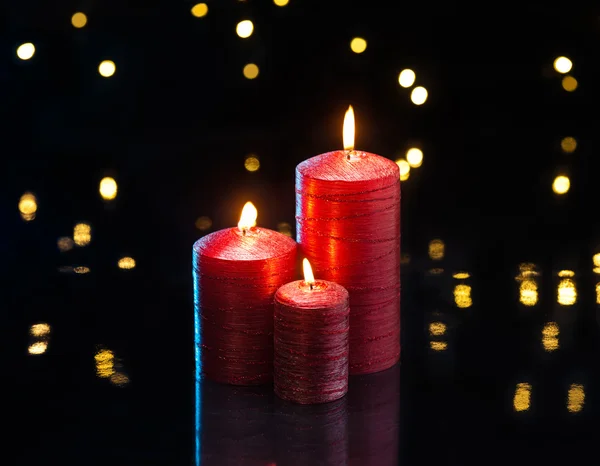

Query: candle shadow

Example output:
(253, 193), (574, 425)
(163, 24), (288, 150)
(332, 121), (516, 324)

(347, 362), (400, 466)
(273, 397), (349, 466)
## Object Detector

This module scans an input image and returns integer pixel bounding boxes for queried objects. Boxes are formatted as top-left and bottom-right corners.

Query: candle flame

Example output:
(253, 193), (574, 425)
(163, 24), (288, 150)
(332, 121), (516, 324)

(343, 105), (355, 151)
(238, 201), (257, 231)
(302, 258), (315, 286)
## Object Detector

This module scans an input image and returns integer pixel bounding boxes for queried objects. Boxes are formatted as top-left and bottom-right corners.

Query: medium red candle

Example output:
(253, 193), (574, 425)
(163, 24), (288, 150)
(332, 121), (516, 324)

(193, 202), (297, 385)
(296, 106), (401, 375)
(274, 258), (350, 404)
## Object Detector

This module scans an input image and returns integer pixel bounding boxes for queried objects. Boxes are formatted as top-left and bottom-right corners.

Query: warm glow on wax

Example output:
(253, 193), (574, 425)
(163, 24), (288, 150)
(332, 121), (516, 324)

(343, 105), (355, 151)
(238, 202), (258, 231)
(303, 258), (315, 286)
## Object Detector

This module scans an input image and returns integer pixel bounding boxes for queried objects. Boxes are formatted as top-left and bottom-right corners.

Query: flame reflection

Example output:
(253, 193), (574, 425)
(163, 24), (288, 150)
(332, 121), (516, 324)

(513, 383), (531, 412)
(567, 384), (585, 413)
(542, 322), (559, 352)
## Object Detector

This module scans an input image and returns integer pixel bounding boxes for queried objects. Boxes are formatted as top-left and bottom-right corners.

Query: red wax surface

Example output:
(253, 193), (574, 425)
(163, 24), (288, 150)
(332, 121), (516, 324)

(296, 150), (401, 374)
(274, 279), (349, 404)
(193, 226), (297, 385)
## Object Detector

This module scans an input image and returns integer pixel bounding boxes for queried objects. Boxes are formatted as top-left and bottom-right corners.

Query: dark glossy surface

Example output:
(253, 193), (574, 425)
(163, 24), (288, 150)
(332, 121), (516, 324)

(6, 2), (600, 464)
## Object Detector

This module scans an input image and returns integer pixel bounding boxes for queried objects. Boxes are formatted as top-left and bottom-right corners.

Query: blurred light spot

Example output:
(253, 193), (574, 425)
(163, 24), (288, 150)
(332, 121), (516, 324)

(118, 257), (136, 269)
(552, 175), (570, 194)
(350, 37), (367, 54)
(19, 192), (37, 221)
(74, 266), (90, 274)
(542, 322), (559, 351)
(30, 323), (50, 337)
(277, 222), (292, 237)
(17, 43), (35, 60)
(71, 12), (87, 28)
(429, 322), (446, 336)
(562, 76), (577, 92)
(519, 262), (536, 272)
(593, 253), (600, 267)
(191, 3), (208, 17)
(243, 63), (259, 79)
(98, 60), (116, 77)
(427, 268), (444, 275)
(519, 279), (538, 306)
(395, 159), (410, 181)
(557, 278), (577, 305)
(452, 272), (470, 279)
(74, 223), (91, 246)
(513, 383), (531, 412)
(400, 253), (411, 265)
(596, 283), (600, 304)
(195, 216), (213, 231)
(558, 270), (574, 278)
(406, 148), (423, 168)
(594, 267), (600, 275)
(454, 284), (472, 308)
(553, 56), (572, 74)
(95, 348), (115, 378)
(561, 137), (577, 153)
(567, 384), (585, 413)
(398, 69), (416, 88)
(245, 155), (260, 172)
(236, 20), (254, 38)
(110, 372), (130, 386)
(428, 239), (445, 260)
(28, 341), (48, 355)
(274, 0), (289, 6)
(430, 341), (447, 351)
(411, 86), (428, 105)
(99, 177), (117, 200)
(57, 237), (74, 252)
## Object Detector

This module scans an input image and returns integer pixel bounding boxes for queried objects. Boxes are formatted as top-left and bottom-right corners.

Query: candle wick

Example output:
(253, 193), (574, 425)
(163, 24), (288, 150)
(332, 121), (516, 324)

(309, 283), (314, 290)
(242, 228), (246, 236)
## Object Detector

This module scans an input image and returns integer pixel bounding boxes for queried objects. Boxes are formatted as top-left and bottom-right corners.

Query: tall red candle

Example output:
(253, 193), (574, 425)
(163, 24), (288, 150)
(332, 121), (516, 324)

(296, 106), (401, 375)
(274, 259), (350, 404)
(193, 202), (297, 385)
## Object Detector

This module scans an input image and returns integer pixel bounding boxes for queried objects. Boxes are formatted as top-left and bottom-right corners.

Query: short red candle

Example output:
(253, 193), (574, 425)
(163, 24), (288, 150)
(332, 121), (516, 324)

(193, 202), (297, 385)
(274, 259), (350, 404)
(295, 106), (401, 375)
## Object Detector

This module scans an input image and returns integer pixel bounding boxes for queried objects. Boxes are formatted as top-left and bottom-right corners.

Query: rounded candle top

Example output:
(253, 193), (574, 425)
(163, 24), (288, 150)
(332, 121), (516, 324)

(296, 150), (399, 183)
(275, 279), (349, 309)
(193, 227), (297, 262)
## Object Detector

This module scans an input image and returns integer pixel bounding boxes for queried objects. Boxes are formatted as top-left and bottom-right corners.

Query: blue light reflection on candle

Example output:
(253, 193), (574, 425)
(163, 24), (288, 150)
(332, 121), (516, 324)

(194, 264), (202, 466)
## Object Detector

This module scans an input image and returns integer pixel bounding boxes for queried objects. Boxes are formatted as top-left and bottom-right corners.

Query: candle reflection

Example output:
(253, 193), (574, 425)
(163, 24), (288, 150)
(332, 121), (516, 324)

(513, 383), (531, 412)
(567, 383), (585, 413)
(28, 322), (50, 355)
(516, 263), (539, 307)
(541, 322), (559, 352)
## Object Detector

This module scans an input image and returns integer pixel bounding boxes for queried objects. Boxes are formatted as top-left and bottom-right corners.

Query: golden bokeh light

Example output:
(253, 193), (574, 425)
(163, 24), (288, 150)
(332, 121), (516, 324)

(118, 257), (136, 269)
(567, 384), (585, 413)
(428, 239), (445, 260)
(110, 372), (130, 386)
(191, 3), (208, 17)
(274, 0), (289, 6)
(429, 322), (446, 336)
(195, 216), (213, 231)
(74, 223), (91, 246)
(513, 383), (531, 412)
(16, 43), (35, 60)
(71, 12), (87, 28)
(454, 284), (472, 308)
(243, 63), (259, 79)
(561, 136), (577, 153)
(552, 175), (570, 194)
(398, 69), (416, 88)
(593, 253), (600, 267)
(395, 159), (410, 181)
(74, 266), (90, 274)
(57, 237), (74, 252)
(28, 341), (48, 355)
(277, 222), (292, 237)
(406, 148), (423, 168)
(558, 270), (574, 278)
(519, 278), (538, 306)
(350, 37), (367, 54)
(99, 177), (118, 200)
(30, 323), (50, 337)
(553, 56), (572, 74)
(452, 272), (470, 279)
(542, 322), (559, 352)
(19, 192), (37, 221)
(98, 60), (116, 77)
(95, 348), (115, 378)
(430, 341), (447, 351)
(427, 268), (444, 275)
(411, 86), (428, 105)
(236, 20), (254, 38)
(557, 278), (577, 305)
(244, 155), (260, 172)
(562, 76), (577, 92)
(596, 283), (600, 304)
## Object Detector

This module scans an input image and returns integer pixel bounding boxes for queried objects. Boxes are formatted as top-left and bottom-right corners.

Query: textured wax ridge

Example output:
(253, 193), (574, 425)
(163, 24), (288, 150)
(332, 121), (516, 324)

(296, 150), (401, 375)
(274, 280), (349, 404)
(193, 227), (297, 385)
